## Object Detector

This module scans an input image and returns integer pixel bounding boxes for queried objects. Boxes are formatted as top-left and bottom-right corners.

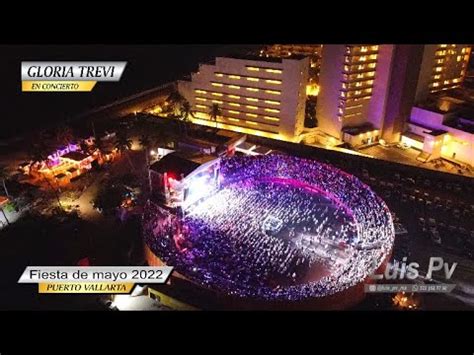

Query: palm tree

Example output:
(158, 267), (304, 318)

(0, 165), (10, 197)
(180, 100), (195, 136)
(209, 103), (221, 130)
(28, 142), (63, 210)
(115, 133), (134, 171)
(139, 134), (153, 193)
(55, 124), (74, 146)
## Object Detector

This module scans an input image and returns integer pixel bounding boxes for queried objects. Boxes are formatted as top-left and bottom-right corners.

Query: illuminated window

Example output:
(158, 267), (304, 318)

(338, 108), (344, 115)
(215, 73), (224, 77)
(212, 100), (223, 104)
(228, 110), (240, 115)
(246, 121), (258, 125)
(196, 104), (207, 109)
(228, 95), (240, 99)
(246, 113), (258, 118)
(368, 63), (376, 68)
(435, 67), (442, 72)
(195, 97), (207, 102)
(211, 92), (223, 97)
(444, 80), (450, 85)
(264, 116), (279, 121)
(265, 79), (282, 85)
(344, 65), (350, 71)
(195, 89), (207, 94)
(434, 74), (441, 79)
(247, 67), (260, 71)
(228, 118), (240, 122)
(369, 54), (377, 60)
(247, 88), (259, 92)
(440, 44), (447, 48)
(360, 46), (368, 53)
(247, 77), (260, 82)
(360, 56), (367, 61)
(457, 55), (462, 62)
(229, 75), (241, 79)
(265, 90), (281, 95)
(365, 88), (372, 93)
(246, 105), (258, 110)
(246, 98), (259, 102)
(370, 45), (379, 51)
(355, 90), (362, 95)
(264, 100), (280, 105)
(229, 102), (240, 107)
(432, 82), (439, 87)
(211, 83), (223, 87)
(265, 108), (279, 113)
(228, 85), (240, 89)
(265, 69), (282, 74)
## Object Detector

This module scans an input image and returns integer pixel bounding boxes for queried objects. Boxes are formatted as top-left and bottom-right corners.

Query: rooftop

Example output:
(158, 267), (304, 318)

(149, 151), (218, 179)
(223, 53), (308, 63)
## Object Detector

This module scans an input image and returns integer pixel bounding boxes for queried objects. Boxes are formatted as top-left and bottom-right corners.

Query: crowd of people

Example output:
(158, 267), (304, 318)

(143, 154), (395, 301)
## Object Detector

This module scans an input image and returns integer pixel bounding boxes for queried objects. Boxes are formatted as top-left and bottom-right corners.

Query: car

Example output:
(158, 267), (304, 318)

(396, 142), (410, 150)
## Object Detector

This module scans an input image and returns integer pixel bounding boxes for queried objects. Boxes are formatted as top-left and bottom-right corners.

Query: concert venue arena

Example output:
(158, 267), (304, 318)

(143, 154), (395, 309)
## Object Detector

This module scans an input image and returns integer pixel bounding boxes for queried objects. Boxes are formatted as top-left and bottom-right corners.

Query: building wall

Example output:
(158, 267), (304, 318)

(415, 44), (471, 103)
(178, 56), (309, 142)
(317, 45), (380, 140)
(407, 107), (474, 166)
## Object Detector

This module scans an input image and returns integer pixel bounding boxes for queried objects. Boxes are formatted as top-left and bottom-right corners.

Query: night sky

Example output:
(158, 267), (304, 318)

(0, 45), (260, 139)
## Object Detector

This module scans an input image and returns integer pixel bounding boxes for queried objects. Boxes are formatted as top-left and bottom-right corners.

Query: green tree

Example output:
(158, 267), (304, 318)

(179, 100), (195, 136)
(55, 124), (74, 146)
(114, 133), (134, 171)
(0, 165), (10, 197)
(28, 142), (63, 211)
(209, 103), (221, 130)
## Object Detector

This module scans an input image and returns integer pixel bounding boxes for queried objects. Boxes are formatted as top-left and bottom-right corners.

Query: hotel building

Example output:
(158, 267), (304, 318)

(178, 55), (309, 142)
(414, 44), (471, 103)
(316, 44), (385, 146)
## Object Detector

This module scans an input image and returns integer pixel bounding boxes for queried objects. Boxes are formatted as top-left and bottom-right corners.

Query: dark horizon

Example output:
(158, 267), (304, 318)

(0, 44), (260, 140)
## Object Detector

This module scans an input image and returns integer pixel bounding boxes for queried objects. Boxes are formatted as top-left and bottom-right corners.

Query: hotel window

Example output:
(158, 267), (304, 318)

(229, 75), (241, 79)
(265, 108), (280, 113)
(212, 100), (223, 104)
(246, 113), (258, 118)
(355, 90), (362, 95)
(195, 89), (207, 94)
(360, 46), (368, 53)
(228, 118), (240, 122)
(265, 79), (282, 85)
(338, 108), (344, 115)
(246, 105), (258, 110)
(247, 77), (260, 82)
(265, 69), (282, 74)
(435, 67), (442, 72)
(228, 85), (240, 89)
(433, 74), (441, 79)
(228, 94), (240, 99)
(265, 90), (281, 95)
(246, 97), (259, 102)
(247, 88), (259, 92)
(265, 100), (280, 105)
(355, 82), (362, 87)
(368, 63), (376, 68)
(228, 110), (240, 115)
(440, 44), (447, 48)
(246, 121), (258, 125)
(364, 88), (372, 93)
(215, 73), (224, 77)
(342, 83), (347, 89)
(247, 67), (260, 71)
(264, 116), (279, 121)
(457, 55), (462, 62)
(211, 83), (223, 87)
(229, 102), (240, 107)
(196, 97), (207, 102)
(196, 104), (207, 109)
(340, 92), (346, 97)
(360, 56), (367, 62)
(432, 82), (439, 87)
(369, 54), (377, 60)
(370, 45), (379, 51)
(357, 65), (364, 70)
(211, 92), (223, 97)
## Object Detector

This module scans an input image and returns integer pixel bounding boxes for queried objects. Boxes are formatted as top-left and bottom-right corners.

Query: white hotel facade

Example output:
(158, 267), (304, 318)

(178, 55), (309, 142)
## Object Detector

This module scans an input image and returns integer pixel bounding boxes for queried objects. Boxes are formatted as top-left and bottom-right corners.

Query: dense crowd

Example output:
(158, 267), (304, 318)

(143, 155), (395, 301)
